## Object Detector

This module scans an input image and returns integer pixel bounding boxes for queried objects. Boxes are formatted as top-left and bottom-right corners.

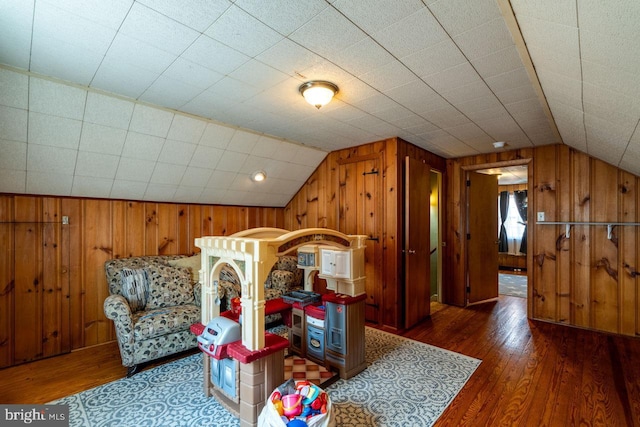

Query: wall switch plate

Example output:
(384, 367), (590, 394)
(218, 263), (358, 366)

(62, 216), (69, 225)
(537, 212), (545, 221)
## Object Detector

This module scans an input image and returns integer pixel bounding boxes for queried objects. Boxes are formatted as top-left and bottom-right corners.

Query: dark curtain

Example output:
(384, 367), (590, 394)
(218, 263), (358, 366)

(498, 191), (509, 252)
(514, 190), (528, 254)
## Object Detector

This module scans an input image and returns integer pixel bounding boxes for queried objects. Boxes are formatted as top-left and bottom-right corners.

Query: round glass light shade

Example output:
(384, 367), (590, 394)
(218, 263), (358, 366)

(299, 81), (339, 109)
(251, 170), (266, 182)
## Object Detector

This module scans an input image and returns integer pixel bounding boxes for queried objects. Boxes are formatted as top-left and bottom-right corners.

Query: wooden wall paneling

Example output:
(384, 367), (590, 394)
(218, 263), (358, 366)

(326, 153), (339, 231)
(61, 199), (83, 349)
(445, 159), (466, 306)
(227, 207), (242, 235)
(571, 151), (591, 327)
(0, 196), (15, 367)
(383, 139), (400, 329)
(210, 206), (224, 235)
(188, 205), (202, 253)
(156, 203), (178, 254)
(111, 201), (127, 259)
(590, 160), (619, 334)
(176, 204), (190, 255)
(532, 145), (558, 321)
(82, 200), (112, 346)
(124, 202), (145, 257)
(144, 203), (159, 255)
(316, 162), (327, 228)
(557, 146), (571, 323)
(618, 171), (637, 336)
(306, 174), (319, 227)
(14, 221), (43, 363)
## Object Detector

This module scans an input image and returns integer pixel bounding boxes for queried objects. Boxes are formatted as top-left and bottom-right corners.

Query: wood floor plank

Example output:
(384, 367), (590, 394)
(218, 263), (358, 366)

(0, 295), (638, 427)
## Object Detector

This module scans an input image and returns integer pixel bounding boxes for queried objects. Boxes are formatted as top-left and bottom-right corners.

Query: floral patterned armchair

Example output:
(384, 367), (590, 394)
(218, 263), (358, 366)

(103, 255), (201, 377)
(217, 255), (303, 324)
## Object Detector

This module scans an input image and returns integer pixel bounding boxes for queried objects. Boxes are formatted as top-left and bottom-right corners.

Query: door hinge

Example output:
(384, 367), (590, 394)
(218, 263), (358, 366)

(466, 179), (471, 187)
(467, 233), (471, 240)
(466, 286), (471, 293)
(362, 169), (379, 175)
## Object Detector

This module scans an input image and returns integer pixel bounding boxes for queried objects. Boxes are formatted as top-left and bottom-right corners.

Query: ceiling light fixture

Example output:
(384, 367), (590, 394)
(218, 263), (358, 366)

(251, 170), (266, 182)
(493, 141), (506, 149)
(299, 80), (339, 109)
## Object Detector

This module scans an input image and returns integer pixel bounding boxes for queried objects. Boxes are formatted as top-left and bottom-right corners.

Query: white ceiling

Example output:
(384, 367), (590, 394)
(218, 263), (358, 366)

(0, 0), (639, 206)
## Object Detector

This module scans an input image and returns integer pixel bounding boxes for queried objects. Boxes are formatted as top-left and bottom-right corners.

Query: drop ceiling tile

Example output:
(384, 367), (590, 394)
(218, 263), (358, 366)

(578, 0), (639, 39)
(251, 137), (291, 161)
(0, 139), (27, 170)
(84, 92), (134, 130)
(144, 183), (177, 201)
(30, 39), (104, 87)
(181, 35), (250, 76)
(138, 0), (230, 32)
(444, 122), (491, 141)
(257, 39), (324, 77)
(139, 76), (204, 110)
(454, 95), (503, 116)
(0, 69), (28, 109)
(216, 151), (249, 172)
(423, 62), (481, 93)
(79, 123), (127, 155)
(440, 80), (493, 105)
(158, 140), (197, 165)
(42, 0), (133, 30)
(110, 180), (147, 200)
(510, 0), (577, 27)
(0, 0), (34, 69)
(504, 98), (545, 116)
(493, 84), (537, 106)
(91, 60), (160, 99)
(71, 176), (113, 198)
(0, 169), (26, 193)
(580, 29), (640, 76)
(165, 115), (206, 144)
(229, 60), (290, 89)
(583, 83), (640, 125)
(471, 46), (523, 79)
(29, 78), (86, 120)
(516, 16), (578, 60)
(373, 7), (449, 58)
(74, 151), (119, 179)
(102, 33), (177, 74)
(205, 6), (284, 57)
(485, 67), (532, 93)
(424, 107), (471, 128)
(452, 17), (515, 61)
(163, 58), (224, 90)
(115, 157), (156, 182)
(401, 39), (467, 79)
(26, 171), (73, 195)
(199, 123), (236, 149)
(235, 0), (327, 35)
(206, 170), (236, 188)
(150, 163), (186, 185)
(428, 0), (501, 36)
(121, 132), (165, 161)
(359, 62), (417, 93)
(129, 104), (174, 138)
(206, 77), (263, 103)
(119, 3), (200, 55)
(28, 112), (82, 149)
(289, 7), (367, 58)
(33, 1), (116, 53)
(350, 93), (399, 115)
(583, 60), (640, 99)
(27, 144), (77, 174)
(329, 38), (395, 78)
(0, 106), (28, 142)
(173, 185), (204, 202)
(228, 131), (260, 154)
(333, 0), (422, 34)
(180, 166), (213, 187)
(527, 45), (581, 81)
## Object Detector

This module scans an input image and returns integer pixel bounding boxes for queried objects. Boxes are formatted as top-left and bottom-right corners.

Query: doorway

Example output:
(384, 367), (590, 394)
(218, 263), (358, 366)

(473, 164), (529, 301)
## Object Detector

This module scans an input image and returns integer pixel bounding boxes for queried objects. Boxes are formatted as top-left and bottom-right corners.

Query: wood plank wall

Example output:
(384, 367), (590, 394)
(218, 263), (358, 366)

(284, 137), (446, 332)
(446, 144), (640, 338)
(0, 194), (283, 366)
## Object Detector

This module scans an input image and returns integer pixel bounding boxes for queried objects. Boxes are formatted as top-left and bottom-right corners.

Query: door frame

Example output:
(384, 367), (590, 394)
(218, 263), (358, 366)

(461, 158), (533, 315)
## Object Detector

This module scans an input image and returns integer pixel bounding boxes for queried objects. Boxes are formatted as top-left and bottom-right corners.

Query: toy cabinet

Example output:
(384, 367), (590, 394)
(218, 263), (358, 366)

(323, 293), (367, 379)
(289, 306), (306, 357)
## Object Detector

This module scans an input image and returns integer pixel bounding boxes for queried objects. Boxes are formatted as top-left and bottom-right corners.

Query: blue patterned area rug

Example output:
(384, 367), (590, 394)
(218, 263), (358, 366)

(51, 328), (480, 427)
(499, 273), (528, 298)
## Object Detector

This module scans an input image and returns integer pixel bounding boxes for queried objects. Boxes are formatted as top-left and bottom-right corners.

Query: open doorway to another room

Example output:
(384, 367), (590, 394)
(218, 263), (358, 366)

(478, 165), (528, 299)
(429, 170), (442, 312)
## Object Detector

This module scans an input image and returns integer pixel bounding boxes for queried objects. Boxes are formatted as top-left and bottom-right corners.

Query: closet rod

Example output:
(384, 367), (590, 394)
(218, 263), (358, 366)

(537, 221), (640, 239)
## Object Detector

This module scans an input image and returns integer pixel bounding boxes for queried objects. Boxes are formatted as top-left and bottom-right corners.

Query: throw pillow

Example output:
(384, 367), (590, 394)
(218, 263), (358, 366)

(167, 254), (201, 283)
(145, 265), (195, 309)
(120, 268), (149, 312)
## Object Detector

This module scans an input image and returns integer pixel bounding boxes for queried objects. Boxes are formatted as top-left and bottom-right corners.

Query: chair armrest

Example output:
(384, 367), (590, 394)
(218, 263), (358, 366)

(193, 282), (202, 306)
(104, 294), (133, 322)
(103, 295), (136, 367)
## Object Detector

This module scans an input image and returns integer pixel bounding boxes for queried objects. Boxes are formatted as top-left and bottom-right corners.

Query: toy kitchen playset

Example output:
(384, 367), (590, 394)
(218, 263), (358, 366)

(194, 228), (368, 427)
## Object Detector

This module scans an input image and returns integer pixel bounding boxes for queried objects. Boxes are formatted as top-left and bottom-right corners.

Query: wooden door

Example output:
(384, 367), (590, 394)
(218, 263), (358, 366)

(338, 156), (381, 324)
(467, 171), (499, 304)
(405, 157), (431, 329)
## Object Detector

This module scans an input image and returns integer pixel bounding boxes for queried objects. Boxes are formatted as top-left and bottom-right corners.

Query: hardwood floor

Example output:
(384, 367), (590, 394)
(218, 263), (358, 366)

(1, 296), (638, 426)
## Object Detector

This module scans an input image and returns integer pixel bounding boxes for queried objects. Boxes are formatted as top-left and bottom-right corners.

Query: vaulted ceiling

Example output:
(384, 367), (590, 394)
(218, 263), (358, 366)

(1, 0), (638, 206)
